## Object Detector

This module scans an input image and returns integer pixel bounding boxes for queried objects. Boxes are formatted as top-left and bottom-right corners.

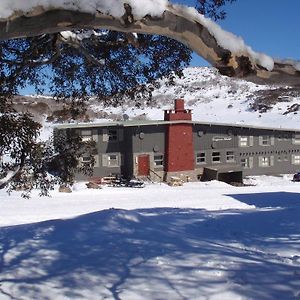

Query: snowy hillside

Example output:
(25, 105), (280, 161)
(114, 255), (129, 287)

(96, 67), (300, 129)
(18, 67), (299, 130)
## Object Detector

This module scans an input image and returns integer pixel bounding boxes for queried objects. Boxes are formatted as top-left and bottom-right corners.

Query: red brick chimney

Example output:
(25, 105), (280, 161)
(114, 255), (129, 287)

(164, 99), (194, 173)
(164, 99), (192, 121)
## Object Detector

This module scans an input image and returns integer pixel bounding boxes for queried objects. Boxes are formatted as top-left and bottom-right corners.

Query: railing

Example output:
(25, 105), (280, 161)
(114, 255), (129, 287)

(149, 169), (163, 184)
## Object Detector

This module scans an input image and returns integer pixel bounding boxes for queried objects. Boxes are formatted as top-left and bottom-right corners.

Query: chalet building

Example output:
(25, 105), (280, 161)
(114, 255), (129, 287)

(55, 99), (300, 183)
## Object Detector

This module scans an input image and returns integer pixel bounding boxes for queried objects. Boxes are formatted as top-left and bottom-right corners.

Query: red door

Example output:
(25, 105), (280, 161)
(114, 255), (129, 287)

(138, 155), (150, 176)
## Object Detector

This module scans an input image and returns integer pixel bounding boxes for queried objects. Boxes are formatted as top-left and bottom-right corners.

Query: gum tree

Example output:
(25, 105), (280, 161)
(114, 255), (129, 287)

(0, 0), (299, 194)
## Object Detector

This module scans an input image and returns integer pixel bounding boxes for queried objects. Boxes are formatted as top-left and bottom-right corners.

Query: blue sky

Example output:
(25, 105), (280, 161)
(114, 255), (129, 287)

(21, 0), (300, 94)
(177, 0), (300, 66)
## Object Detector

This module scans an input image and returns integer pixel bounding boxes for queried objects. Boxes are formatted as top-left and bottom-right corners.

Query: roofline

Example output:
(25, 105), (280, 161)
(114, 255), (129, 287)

(54, 120), (300, 133)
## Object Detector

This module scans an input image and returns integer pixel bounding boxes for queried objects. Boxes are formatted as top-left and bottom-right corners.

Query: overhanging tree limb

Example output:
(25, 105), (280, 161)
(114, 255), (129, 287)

(0, 4), (299, 86)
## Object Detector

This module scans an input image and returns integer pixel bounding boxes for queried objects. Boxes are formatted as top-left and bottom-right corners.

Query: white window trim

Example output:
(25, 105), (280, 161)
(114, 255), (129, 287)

(226, 151), (235, 162)
(292, 154), (300, 165)
(102, 129), (123, 142)
(258, 156), (274, 168)
(292, 134), (300, 145)
(80, 155), (99, 168)
(154, 154), (164, 167)
(259, 135), (274, 146)
(196, 152), (206, 165)
(102, 153), (120, 167)
(239, 136), (253, 147)
(240, 157), (253, 169)
(212, 151), (221, 163)
(80, 129), (98, 142)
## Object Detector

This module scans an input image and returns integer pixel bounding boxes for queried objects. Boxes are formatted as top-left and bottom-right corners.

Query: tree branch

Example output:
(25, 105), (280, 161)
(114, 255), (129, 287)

(0, 150), (25, 190)
(0, 4), (299, 85)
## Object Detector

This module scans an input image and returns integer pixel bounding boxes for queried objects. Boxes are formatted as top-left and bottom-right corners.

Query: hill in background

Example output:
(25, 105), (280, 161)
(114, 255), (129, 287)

(14, 67), (300, 129)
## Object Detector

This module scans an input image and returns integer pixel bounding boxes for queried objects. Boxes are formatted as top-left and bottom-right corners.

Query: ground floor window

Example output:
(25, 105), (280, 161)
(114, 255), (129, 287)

(196, 152), (206, 164)
(102, 153), (120, 167)
(212, 151), (221, 163)
(226, 151), (235, 162)
(240, 157), (253, 169)
(80, 154), (99, 167)
(154, 154), (164, 167)
(258, 156), (274, 167)
(292, 154), (300, 165)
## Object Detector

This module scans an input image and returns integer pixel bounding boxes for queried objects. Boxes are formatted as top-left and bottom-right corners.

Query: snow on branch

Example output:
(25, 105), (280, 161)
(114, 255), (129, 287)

(0, 0), (299, 85)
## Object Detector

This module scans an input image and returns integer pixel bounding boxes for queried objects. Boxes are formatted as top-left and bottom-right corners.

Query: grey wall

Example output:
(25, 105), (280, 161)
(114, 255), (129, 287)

(193, 124), (300, 176)
(57, 123), (300, 182)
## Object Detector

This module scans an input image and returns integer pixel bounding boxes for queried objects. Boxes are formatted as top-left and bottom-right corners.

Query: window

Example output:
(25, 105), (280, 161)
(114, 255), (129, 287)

(212, 151), (221, 163)
(103, 129), (123, 142)
(108, 154), (119, 166)
(259, 135), (274, 146)
(108, 130), (118, 141)
(226, 151), (235, 162)
(82, 155), (91, 163)
(240, 157), (253, 169)
(102, 153), (120, 167)
(293, 134), (300, 145)
(196, 152), (206, 164)
(81, 130), (92, 142)
(259, 157), (269, 167)
(292, 155), (300, 165)
(239, 136), (253, 147)
(154, 154), (164, 167)
(80, 154), (99, 167)
(258, 156), (274, 167)
(260, 136), (270, 146)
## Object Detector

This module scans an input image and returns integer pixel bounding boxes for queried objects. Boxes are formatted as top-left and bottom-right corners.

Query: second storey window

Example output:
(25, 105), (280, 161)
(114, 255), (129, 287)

(81, 130), (92, 142)
(238, 136), (253, 147)
(259, 135), (274, 146)
(292, 134), (300, 145)
(103, 129), (123, 142)
(196, 152), (206, 164)
(212, 151), (221, 163)
(108, 130), (118, 141)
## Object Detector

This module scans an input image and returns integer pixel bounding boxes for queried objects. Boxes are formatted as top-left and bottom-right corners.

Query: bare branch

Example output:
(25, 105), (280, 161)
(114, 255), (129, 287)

(59, 32), (105, 66)
(0, 151), (25, 190)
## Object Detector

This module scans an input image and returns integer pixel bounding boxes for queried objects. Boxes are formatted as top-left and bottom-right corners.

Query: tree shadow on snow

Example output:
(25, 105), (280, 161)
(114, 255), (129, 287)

(0, 193), (300, 299)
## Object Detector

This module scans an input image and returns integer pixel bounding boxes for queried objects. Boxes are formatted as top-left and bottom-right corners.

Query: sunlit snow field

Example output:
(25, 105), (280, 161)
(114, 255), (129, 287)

(0, 175), (300, 299)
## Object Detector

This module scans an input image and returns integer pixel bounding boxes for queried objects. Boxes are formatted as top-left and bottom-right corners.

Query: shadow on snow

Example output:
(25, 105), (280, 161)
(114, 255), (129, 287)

(0, 192), (300, 299)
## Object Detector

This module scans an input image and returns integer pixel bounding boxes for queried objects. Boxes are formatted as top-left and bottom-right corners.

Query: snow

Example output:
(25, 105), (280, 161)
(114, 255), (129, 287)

(176, 5), (274, 71)
(88, 67), (300, 130)
(0, 0), (168, 19)
(0, 0), (278, 71)
(1, 175), (300, 299)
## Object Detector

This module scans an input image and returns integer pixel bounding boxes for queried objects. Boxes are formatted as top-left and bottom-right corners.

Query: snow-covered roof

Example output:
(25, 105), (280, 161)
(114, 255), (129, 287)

(54, 120), (300, 133)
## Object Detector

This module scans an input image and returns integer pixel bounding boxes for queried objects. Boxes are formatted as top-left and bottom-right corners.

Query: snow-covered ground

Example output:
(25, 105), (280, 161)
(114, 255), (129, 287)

(1, 175), (300, 299)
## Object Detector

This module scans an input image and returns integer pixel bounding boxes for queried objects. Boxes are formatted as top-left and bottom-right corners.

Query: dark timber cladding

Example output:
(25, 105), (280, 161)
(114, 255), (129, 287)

(164, 99), (194, 172)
